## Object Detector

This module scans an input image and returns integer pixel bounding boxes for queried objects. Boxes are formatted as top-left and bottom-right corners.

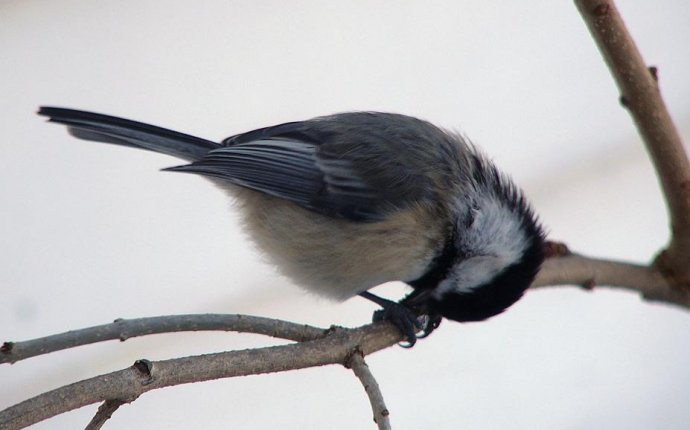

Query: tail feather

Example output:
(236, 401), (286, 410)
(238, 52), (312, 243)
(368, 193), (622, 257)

(38, 107), (220, 161)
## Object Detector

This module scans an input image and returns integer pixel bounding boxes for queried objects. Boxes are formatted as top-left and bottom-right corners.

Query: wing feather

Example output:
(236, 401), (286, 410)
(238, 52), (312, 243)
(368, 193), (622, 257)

(166, 113), (442, 221)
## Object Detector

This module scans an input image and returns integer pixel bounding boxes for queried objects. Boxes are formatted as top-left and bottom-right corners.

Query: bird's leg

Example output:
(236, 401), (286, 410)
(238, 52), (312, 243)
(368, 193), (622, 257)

(358, 291), (437, 347)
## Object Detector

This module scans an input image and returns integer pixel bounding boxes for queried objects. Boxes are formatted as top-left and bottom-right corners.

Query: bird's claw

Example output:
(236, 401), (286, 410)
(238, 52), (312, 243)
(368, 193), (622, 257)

(415, 313), (443, 339)
(372, 305), (442, 347)
(373, 306), (421, 347)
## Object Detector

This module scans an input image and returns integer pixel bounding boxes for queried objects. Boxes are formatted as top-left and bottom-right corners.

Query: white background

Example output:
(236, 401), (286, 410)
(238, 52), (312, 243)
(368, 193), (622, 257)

(2, 1), (689, 429)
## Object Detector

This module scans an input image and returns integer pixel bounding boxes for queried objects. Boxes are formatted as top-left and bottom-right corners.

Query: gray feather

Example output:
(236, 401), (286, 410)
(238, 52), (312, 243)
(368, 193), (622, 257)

(38, 107), (219, 161)
(40, 108), (468, 222)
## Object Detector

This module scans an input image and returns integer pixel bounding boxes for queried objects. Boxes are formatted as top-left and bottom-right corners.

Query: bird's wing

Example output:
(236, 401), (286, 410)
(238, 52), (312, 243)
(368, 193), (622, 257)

(166, 115), (436, 221)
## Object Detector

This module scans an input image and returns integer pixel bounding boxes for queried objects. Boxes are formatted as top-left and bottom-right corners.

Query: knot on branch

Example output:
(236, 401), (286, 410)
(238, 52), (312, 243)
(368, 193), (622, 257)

(1, 342), (14, 355)
(132, 359), (155, 386)
(544, 241), (570, 258)
(591, 3), (610, 17)
(344, 346), (365, 369)
(653, 249), (690, 291)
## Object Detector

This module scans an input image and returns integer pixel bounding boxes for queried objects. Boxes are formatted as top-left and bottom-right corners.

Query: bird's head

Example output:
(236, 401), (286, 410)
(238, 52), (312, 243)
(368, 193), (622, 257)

(415, 154), (545, 322)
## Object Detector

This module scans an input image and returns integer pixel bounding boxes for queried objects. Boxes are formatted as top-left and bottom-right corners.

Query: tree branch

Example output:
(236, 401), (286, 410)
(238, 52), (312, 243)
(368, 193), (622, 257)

(0, 323), (402, 430)
(532, 253), (690, 309)
(347, 351), (392, 430)
(574, 0), (690, 285)
(84, 399), (128, 430)
(1, 314), (326, 364)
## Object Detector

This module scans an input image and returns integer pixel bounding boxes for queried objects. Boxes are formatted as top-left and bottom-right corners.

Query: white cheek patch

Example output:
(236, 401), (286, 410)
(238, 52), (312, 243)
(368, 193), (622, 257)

(463, 195), (527, 259)
(434, 193), (528, 298)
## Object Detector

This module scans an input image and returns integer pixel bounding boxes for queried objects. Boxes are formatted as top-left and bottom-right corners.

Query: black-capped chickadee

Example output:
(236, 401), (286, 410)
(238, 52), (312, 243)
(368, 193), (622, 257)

(38, 107), (545, 345)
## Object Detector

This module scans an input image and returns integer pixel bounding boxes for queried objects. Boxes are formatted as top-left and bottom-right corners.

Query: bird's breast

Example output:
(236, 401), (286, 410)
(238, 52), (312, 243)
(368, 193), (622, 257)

(227, 186), (445, 300)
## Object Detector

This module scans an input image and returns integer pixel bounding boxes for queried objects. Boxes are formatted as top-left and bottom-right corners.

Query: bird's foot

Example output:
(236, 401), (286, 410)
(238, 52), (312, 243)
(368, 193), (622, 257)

(372, 303), (423, 347)
(360, 292), (442, 347)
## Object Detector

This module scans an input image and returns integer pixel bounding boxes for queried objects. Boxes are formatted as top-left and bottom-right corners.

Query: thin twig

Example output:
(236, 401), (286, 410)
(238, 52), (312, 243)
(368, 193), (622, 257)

(84, 399), (129, 430)
(0, 323), (402, 430)
(347, 351), (392, 430)
(574, 0), (690, 284)
(1, 314), (326, 364)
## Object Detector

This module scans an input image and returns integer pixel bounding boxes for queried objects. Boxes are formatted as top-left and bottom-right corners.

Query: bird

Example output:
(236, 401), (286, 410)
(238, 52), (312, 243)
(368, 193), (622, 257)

(38, 107), (545, 345)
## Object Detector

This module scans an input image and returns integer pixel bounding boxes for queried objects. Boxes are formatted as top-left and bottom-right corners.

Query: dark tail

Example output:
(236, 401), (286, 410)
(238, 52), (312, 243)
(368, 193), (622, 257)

(38, 107), (220, 161)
